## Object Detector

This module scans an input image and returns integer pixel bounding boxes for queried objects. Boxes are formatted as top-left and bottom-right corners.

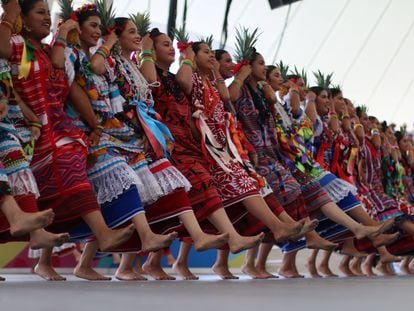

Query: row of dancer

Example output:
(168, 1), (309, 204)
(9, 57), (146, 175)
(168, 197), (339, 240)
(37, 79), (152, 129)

(0, 0), (409, 281)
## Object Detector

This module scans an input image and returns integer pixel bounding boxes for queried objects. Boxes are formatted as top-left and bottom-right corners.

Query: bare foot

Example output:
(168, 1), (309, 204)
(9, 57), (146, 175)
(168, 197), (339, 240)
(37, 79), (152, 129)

(306, 235), (339, 251)
(9, 209), (54, 237)
(305, 261), (322, 278)
(73, 266), (111, 281)
(339, 243), (368, 258)
(229, 233), (264, 254)
(212, 264), (239, 280)
(194, 233), (229, 252)
(115, 269), (147, 281)
(34, 263), (66, 281)
(339, 261), (357, 277)
(29, 230), (69, 250)
(98, 224), (135, 252)
(318, 264), (338, 277)
(256, 266), (278, 279)
(372, 232), (400, 248)
(172, 261), (199, 280)
(376, 262), (396, 276)
(380, 253), (401, 264)
(350, 259), (365, 276)
(278, 267), (304, 278)
(141, 232), (178, 253)
(241, 264), (269, 279)
(142, 261), (176, 280)
(289, 219), (319, 241)
(273, 222), (303, 242)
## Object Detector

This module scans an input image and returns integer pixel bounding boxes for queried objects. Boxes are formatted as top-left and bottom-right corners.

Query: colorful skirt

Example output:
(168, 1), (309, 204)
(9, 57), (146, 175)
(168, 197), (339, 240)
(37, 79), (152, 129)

(31, 143), (100, 235)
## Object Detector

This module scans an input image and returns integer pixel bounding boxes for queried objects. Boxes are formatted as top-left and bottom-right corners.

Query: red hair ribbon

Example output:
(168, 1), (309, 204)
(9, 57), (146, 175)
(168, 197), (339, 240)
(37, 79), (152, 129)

(70, 12), (78, 21)
(288, 77), (298, 84)
(177, 41), (193, 53)
(107, 26), (123, 34)
(233, 60), (249, 75)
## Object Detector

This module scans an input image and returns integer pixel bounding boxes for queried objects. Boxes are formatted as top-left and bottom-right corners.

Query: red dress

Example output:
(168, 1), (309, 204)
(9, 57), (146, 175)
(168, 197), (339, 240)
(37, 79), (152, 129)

(8, 35), (99, 233)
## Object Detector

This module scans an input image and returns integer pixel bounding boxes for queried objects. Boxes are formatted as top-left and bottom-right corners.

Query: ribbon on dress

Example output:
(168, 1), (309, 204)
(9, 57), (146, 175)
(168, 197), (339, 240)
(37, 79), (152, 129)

(132, 100), (174, 159)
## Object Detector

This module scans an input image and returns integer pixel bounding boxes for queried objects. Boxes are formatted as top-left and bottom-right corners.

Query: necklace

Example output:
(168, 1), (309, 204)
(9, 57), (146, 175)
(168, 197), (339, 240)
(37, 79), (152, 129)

(201, 77), (219, 118)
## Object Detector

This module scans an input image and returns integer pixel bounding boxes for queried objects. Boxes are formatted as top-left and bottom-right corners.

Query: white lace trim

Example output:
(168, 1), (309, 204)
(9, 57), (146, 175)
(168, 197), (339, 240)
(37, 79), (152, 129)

(318, 173), (357, 203)
(89, 162), (141, 204)
(133, 161), (164, 204)
(149, 159), (192, 193)
(8, 169), (40, 198)
(28, 243), (76, 259)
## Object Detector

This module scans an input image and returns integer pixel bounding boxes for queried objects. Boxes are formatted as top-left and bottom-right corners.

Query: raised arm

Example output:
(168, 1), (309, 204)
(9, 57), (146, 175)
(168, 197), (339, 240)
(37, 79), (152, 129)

(89, 31), (118, 75)
(175, 46), (195, 96)
(0, 0), (21, 59)
(51, 19), (80, 69)
(229, 65), (251, 103)
(139, 34), (157, 83)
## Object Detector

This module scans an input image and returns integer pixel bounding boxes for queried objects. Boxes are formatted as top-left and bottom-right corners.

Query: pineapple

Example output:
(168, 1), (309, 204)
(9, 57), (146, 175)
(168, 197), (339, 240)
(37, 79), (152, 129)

(95, 0), (115, 36)
(129, 12), (151, 37)
(291, 65), (309, 88)
(173, 24), (190, 44)
(277, 60), (290, 97)
(59, 0), (79, 46)
(233, 26), (260, 63)
(313, 70), (334, 89)
(198, 34), (214, 49)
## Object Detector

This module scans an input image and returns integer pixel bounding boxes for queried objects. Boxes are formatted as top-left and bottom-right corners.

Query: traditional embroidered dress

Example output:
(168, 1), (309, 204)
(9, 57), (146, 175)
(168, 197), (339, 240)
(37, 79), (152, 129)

(111, 54), (193, 236)
(0, 58), (40, 242)
(8, 35), (100, 235)
(63, 46), (146, 241)
(235, 84), (307, 221)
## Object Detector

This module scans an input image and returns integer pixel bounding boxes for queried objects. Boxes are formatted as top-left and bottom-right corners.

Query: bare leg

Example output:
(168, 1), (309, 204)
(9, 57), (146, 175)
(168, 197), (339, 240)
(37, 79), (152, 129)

(256, 242), (278, 278)
(242, 196), (302, 242)
(362, 253), (377, 276)
(339, 255), (356, 277)
(207, 208), (264, 254)
(278, 251), (303, 278)
(376, 261), (396, 276)
(0, 195), (54, 236)
(242, 245), (269, 279)
(131, 213), (177, 252)
(166, 252), (175, 266)
(305, 249), (322, 278)
(172, 242), (198, 280)
(318, 250), (338, 277)
(73, 241), (111, 281)
(82, 211), (135, 252)
(212, 249), (238, 280)
(112, 253), (121, 265)
(134, 255), (145, 275)
(399, 256), (413, 275)
(143, 250), (176, 280)
(320, 202), (391, 240)
(178, 212), (228, 251)
(115, 253), (147, 281)
(408, 257), (414, 273)
(398, 220), (414, 235)
(33, 248), (66, 281)
(349, 257), (365, 276)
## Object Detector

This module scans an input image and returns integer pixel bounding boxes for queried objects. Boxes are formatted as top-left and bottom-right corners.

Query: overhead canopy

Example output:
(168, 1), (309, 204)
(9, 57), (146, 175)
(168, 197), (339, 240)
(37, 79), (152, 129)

(10, 0), (414, 130)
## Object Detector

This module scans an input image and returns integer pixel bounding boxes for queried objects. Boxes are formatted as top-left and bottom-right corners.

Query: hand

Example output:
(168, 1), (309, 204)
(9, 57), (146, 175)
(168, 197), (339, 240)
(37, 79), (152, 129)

(103, 31), (118, 48)
(88, 130), (101, 147)
(59, 19), (80, 36)
(166, 140), (174, 154)
(306, 91), (316, 102)
(236, 64), (251, 80)
(0, 101), (8, 120)
(30, 126), (41, 141)
(181, 45), (195, 61)
(2, 0), (20, 22)
(141, 33), (153, 51)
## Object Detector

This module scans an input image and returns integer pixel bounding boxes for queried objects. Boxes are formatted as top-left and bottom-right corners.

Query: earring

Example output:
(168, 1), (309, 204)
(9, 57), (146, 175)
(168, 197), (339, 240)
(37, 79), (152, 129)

(23, 24), (32, 32)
